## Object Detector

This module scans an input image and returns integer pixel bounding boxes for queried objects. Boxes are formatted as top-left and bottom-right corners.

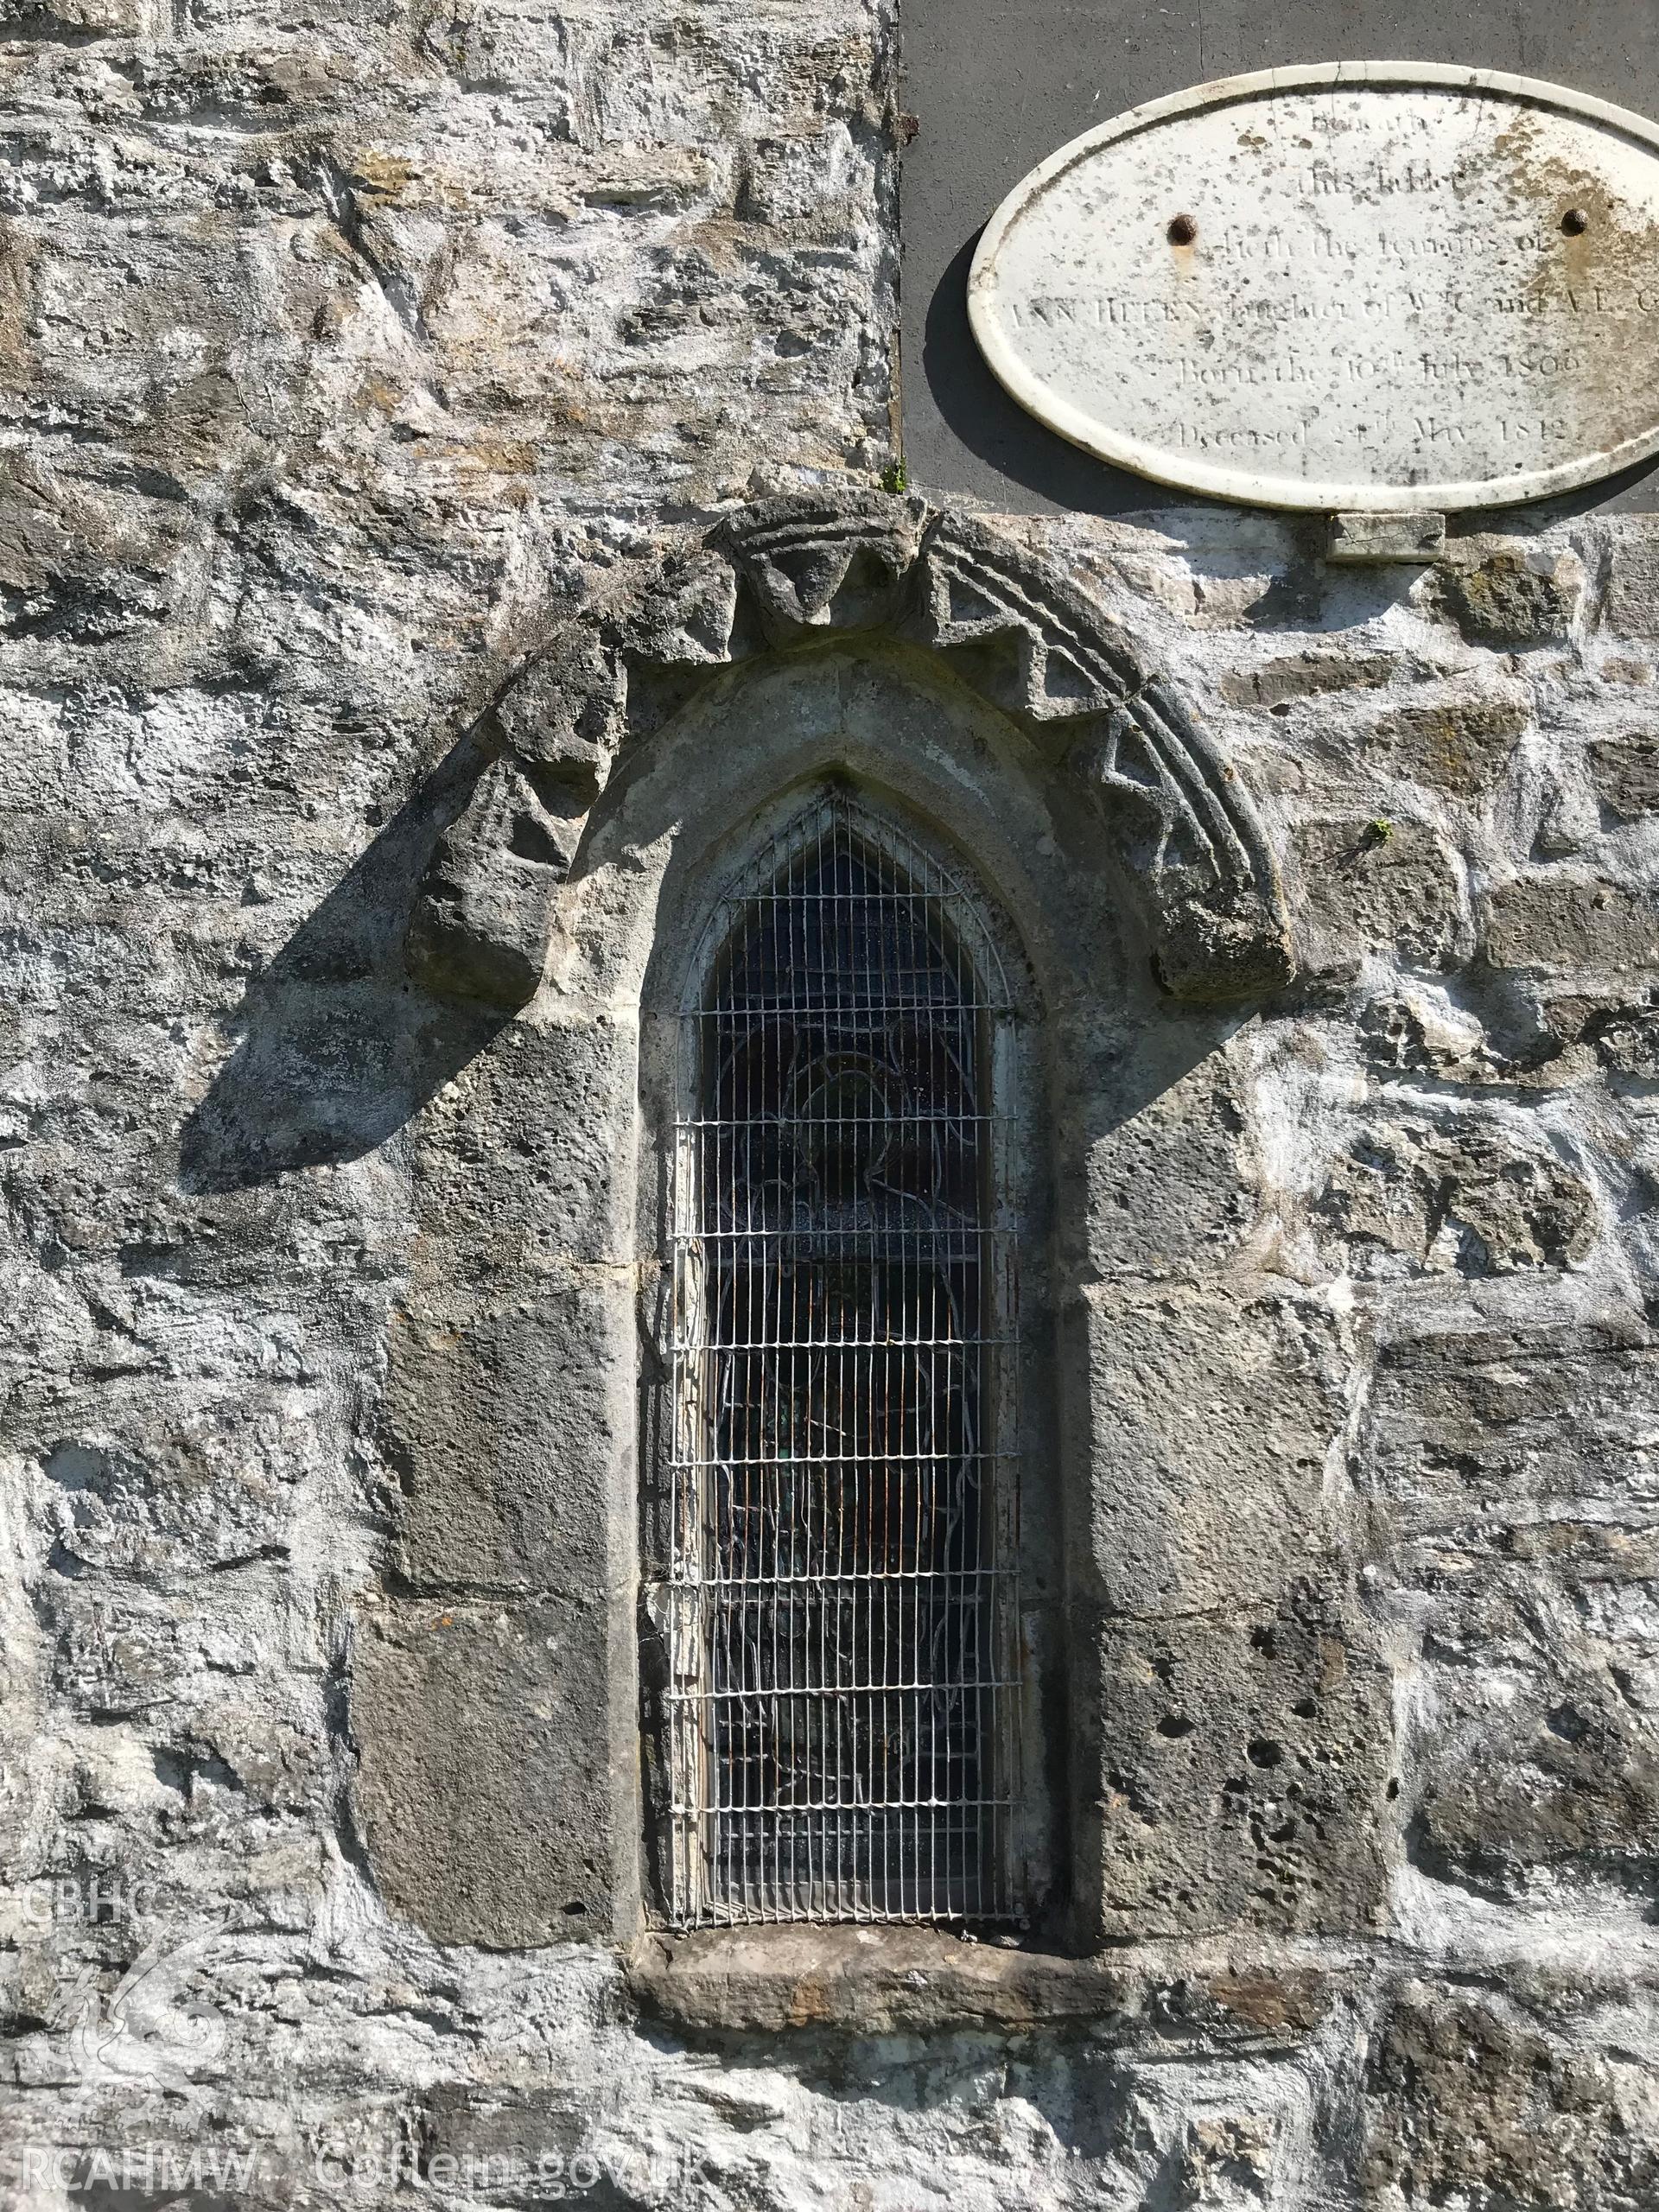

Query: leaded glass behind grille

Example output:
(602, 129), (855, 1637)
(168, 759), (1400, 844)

(660, 792), (1022, 1925)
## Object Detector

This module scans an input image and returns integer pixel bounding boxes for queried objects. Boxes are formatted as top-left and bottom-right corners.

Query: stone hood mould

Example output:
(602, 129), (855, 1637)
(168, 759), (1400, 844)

(404, 493), (1297, 1010)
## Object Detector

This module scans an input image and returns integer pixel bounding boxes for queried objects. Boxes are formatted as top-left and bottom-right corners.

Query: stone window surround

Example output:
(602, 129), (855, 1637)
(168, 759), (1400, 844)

(353, 493), (1389, 2012)
(642, 782), (1043, 1930)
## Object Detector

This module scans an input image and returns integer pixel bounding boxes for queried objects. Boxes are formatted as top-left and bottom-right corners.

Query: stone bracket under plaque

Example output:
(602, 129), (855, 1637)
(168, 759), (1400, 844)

(1326, 512), (1447, 565)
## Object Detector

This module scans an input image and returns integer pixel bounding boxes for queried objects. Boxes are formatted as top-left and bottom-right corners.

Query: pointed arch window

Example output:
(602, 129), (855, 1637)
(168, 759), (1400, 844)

(659, 791), (1024, 1926)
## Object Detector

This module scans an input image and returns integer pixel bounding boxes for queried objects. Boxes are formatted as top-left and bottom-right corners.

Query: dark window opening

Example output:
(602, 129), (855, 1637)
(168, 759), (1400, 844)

(661, 792), (1023, 1925)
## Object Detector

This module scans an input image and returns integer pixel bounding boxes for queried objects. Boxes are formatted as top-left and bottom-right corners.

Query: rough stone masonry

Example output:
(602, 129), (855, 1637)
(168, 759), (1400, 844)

(2, 2), (1659, 2208)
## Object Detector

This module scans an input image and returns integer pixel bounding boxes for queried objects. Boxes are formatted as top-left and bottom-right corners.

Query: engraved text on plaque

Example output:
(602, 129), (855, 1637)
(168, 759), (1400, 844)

(968, 65), (1659, 511)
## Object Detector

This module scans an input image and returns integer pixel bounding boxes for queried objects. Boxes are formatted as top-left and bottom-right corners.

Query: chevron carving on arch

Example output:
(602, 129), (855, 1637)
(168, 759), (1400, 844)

(405, 493), (1294, 1009)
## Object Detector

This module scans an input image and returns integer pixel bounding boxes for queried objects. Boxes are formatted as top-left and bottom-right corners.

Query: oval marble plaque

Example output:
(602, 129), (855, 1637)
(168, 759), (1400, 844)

(968, 63), (1659, 511)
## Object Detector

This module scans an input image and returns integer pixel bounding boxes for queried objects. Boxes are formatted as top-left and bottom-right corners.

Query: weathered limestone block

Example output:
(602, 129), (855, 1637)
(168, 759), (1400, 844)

(12, 0), (151, 29)
(402, 1015), (639, 1268)
(414, 2084), (596, 2192)
(1433, 544), (1581, 646)
(0, 461), (181, 644)
(385, 1267), (630, 1595)
(1327, 512), (1446, 564)
(38, 1577), (229, 1720)
(1586, 734), (1659, 822)
(1357, 986), (1508, 1084)
(1484, 876), (1659, 976)
(1364, 1985), (1659, 2212)
(1081, 1584), (1392, 1941)
(163, 1703), (327, 1821)
(1361, 1316), (1659, 1558)
(353, 1596), (613, 1947)
(1589, 998), (1659, 1077)
(1604, 530), (1659, 640)
(1078, 1284), (1347, 1616)
(1313, 1111), (1598, 1279)
(1413, 1669), (1659, 1901)
(491, 631), (630, 784)
(625, 1923), (1340, 2037)
(1535, 764), (1604, 858)
(1292, 817), (1472, 974)
(1074, 685), (1294, 1003)
(1405, 985), (1659, 1088)
(1077, 1030), (1255, 1280)
(1144, 869), (1297, 1004)
(406, 757), (585, 1008)
(1110, 2059), (1321, 2212)
(1167, 2112), (1281, 2211)
(37, 1422), (301, 1581)
(1363, 690), (1529, 797)
(1220, 649), (1397, 711)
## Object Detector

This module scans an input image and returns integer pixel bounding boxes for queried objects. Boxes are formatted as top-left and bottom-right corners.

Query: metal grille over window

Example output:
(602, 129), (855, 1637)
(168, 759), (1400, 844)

(663, 794), (1022, 1926)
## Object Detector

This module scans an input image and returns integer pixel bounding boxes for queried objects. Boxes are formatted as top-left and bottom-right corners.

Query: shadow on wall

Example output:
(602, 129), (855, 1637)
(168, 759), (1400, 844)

(177, 728), (1258, 1207)
(177, 734), (512, 1196)
(919, 232), (1220, 518)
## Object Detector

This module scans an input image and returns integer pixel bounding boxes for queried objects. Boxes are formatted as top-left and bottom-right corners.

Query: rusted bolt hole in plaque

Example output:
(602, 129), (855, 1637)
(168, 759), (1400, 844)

(1166, 213), (1198, 245)
(1562, 207), (1590, 234)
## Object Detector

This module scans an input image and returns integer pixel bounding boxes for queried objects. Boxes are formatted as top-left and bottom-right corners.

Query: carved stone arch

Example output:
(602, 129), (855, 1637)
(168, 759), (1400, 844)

(406, 492), (1295, 1008)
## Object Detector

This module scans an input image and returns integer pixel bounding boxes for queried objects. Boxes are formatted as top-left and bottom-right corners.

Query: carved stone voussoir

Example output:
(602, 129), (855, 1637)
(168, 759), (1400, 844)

(405, 494), (1297, 1011)
(912, 516), (1141, 725)
(1080, 684), (1295, 1002)
(406, 757), (584, 1009)
(491, 630), (623, 785)
(716, 492), (928, 640)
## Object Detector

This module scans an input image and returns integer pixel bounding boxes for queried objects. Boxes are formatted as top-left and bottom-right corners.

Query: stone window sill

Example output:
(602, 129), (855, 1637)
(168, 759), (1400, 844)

(625, 1925), (1335, 2037)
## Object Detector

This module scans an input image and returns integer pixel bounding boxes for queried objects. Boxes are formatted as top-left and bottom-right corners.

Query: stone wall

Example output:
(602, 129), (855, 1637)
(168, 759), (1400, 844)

(1, 1), (1658, 2206)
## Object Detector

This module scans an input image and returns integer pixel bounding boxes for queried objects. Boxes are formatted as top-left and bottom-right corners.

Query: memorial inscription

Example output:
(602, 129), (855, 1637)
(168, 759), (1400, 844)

(968, 64), (1659, 511)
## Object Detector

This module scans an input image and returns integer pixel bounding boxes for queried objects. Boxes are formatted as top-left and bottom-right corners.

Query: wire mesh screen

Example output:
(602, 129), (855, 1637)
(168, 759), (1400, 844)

(662, 794), (1022, 1926)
